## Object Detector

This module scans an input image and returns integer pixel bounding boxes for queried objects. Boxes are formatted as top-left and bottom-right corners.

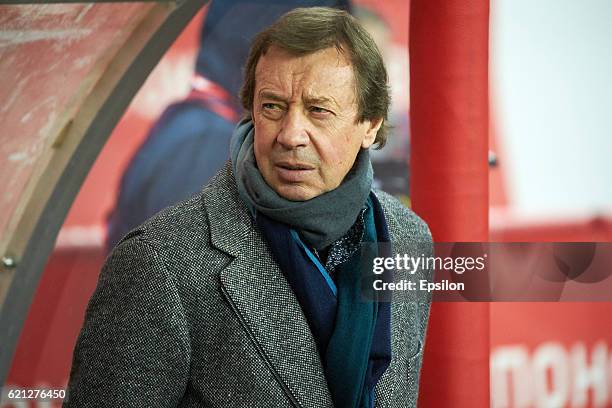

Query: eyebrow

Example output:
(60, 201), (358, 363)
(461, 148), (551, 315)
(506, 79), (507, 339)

(259, 91), (287, 103)
(304, 95), (338, 109)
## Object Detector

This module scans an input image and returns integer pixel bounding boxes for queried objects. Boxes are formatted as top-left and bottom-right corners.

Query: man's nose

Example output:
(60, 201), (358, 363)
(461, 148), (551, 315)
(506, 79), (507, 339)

(276, 109), (310, 149)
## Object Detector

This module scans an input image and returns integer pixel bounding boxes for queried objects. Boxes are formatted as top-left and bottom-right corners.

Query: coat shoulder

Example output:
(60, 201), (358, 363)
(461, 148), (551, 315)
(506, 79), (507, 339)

(110, 164), (240, 286)
(116, 162), (236, 251)
(374, 189), (432, 245)
(122, 192), (210, 250)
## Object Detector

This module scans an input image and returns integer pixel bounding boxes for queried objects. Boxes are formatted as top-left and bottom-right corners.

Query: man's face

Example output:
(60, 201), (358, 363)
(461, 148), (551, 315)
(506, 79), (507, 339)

(252, 46), (382, 201)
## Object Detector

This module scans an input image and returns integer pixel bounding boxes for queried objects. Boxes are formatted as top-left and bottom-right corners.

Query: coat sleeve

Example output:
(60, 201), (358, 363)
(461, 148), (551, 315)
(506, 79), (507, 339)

(63, 234), (191, 407)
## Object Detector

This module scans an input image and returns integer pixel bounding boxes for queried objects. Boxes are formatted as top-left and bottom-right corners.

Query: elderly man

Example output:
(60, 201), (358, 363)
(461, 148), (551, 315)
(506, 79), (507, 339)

(64, 7), (432, 408)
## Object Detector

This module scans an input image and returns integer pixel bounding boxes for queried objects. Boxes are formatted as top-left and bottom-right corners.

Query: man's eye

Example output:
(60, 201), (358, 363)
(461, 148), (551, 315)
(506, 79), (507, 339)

(263, 103), (282, 110)
(309, 106), (330, 114)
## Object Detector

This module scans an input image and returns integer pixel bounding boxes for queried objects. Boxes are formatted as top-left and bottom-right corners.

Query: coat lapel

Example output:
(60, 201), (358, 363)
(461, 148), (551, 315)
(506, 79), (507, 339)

(203, 164), (334, 408)
(373, 193), (423, 407)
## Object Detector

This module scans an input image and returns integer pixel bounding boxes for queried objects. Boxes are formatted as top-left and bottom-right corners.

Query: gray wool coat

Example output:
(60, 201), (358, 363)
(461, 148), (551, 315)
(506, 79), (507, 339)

(63, 162), (433, 408)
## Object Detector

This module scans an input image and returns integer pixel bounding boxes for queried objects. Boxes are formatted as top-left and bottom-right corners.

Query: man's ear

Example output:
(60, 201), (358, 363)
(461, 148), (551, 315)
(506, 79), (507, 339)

(361, 117), (384, 149)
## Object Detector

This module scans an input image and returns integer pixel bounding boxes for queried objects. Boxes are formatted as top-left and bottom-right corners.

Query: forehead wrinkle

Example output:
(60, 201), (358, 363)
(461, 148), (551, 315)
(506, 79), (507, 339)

(302, 71), (356, 111)
(255, 56), (296, 95)
(255, 46), (358, 110)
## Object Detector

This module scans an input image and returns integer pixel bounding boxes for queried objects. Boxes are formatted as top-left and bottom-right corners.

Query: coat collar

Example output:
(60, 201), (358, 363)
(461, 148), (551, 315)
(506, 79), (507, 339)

(201, 162), (411, 407)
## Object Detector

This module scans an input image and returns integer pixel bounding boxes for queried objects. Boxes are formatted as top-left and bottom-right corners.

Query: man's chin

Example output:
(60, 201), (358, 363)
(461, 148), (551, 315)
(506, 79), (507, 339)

(272, 183), (319, 202)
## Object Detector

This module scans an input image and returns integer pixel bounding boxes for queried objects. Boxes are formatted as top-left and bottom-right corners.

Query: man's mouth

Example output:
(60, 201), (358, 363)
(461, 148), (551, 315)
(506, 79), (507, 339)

(276, 161), (315, 171)
(274, 161), (315, 182)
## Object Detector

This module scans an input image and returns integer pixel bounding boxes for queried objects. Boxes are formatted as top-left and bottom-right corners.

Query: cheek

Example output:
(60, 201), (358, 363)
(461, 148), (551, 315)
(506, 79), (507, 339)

(316, 140), (351, 176)
(253, 119), (276, 149)
(253, 125), (272, 167)
(318, 126), (365, 178)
